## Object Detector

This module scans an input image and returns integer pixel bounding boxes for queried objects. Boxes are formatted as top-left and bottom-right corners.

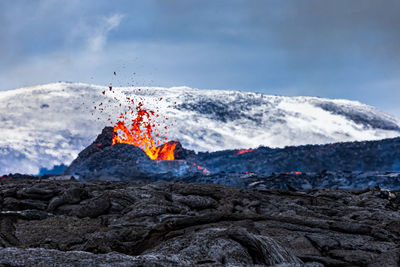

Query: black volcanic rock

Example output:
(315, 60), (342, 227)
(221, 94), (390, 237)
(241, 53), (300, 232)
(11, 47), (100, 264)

(64, 143), (154, 180)
(166, 140), (196, 160)
(62, 127), (400, 190)
(0, 180), (399, 266)
(78, 126), (114, 158)
(64, 127), (198, 180)
(197, 136), (400, 174)
(169, 170), (400, 190)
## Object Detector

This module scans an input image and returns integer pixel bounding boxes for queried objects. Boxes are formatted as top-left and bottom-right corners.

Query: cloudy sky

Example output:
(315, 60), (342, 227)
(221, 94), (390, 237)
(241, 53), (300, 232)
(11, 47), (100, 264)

(1, 0), (399, 116)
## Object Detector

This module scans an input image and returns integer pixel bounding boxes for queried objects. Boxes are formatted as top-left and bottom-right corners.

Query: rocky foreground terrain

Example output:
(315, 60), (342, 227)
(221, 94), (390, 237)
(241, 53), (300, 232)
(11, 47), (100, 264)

(0, 179), (399, 266)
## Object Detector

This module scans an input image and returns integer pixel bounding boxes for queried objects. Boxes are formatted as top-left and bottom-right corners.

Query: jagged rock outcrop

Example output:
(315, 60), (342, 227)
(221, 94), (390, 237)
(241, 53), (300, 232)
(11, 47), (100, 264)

(0, 180), (399, 266)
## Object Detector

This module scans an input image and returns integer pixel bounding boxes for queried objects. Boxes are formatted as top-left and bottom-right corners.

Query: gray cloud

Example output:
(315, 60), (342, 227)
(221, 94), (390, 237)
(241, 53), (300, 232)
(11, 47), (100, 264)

(250, 0), (400, 64)
(0, 0), (399, 116)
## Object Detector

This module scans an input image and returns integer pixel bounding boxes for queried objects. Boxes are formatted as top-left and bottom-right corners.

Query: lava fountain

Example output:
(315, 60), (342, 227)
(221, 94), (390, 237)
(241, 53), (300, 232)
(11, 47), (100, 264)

(111, 101), (176, 160)
(96, 85), (177, 160)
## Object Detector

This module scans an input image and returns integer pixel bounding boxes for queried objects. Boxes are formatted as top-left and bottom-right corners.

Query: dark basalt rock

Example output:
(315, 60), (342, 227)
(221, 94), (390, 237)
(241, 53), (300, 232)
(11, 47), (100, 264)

(0, 180), (398, 266)
(64, 126), (149, 175)
(64, 143), (155, 180)
(64, 142), (198, 181)
(197, 136), (400, 174)
(62, 127), (400, 190)
(64, 127), (198, 180)
(169, 170), (400, 190)
(164, 140), (196, 160)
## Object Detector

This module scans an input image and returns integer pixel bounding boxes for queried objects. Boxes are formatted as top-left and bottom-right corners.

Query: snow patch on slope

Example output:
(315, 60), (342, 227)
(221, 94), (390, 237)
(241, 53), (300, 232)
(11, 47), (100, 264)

(0, 82), (399, 175)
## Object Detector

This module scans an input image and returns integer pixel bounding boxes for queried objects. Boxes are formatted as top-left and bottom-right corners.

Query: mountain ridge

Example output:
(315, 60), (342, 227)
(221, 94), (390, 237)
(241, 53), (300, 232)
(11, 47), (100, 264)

(1, 82), (399, 175)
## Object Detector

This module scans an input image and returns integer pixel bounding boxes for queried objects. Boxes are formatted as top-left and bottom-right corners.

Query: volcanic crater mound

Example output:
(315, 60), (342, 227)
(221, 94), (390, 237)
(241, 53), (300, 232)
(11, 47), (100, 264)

(64, 127), (196, 180)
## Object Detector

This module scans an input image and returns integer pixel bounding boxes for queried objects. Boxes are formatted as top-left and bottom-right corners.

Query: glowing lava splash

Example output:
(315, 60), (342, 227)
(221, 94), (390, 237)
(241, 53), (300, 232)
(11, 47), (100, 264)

(236, 149), (255, 155)
(111, 102), (176, 160)
(96, 85), (176, 161)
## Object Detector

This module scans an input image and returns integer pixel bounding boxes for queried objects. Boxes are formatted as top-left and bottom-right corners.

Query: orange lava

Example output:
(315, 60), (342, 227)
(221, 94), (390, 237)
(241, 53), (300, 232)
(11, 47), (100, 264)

(236, 149), (255, 155)
(110, 95), (175, 160)
(93, 82), (180, 161)
(148, 141), (178, 160)
(193, 163), (210, 174)
(284, 171), (302, 175)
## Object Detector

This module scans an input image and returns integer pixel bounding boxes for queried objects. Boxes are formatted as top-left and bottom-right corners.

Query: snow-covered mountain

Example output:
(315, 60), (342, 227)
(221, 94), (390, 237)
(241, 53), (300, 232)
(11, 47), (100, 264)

(1, 82), (400, 175)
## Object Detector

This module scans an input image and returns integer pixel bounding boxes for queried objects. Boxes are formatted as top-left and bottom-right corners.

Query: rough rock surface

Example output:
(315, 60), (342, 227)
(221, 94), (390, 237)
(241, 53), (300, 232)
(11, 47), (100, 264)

(198, 136), (400, 174)
(61, 127), (400, 191)
(0, 180), (399, 266)
(64, 127), (198, 180)
(174, 171), (400, 190)
(63, 127), (153, 180)
(4, 170), (400, 191)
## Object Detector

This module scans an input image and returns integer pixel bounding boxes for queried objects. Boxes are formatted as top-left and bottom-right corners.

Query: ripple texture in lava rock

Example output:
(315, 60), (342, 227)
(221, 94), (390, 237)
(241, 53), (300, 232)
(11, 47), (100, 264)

(0, 180), (399, 266)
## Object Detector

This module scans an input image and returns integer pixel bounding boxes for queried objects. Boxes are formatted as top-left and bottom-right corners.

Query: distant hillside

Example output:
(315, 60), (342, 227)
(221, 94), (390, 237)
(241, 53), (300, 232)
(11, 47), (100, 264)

(1, 82), (399, 174)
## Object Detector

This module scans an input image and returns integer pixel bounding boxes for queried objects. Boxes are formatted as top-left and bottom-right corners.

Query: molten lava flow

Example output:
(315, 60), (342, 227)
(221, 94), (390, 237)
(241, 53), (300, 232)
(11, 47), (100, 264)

(146, 141), (178, 160)
(236, 149), (255, 155)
